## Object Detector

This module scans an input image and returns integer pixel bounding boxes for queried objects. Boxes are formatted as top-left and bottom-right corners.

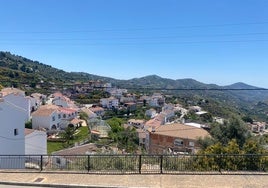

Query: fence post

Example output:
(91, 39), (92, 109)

(40, 155), (43, 171)
(219, 154), (222, 173)
(160, 155), (163, 174)
(87, 155), (90, 172)
(139, 155), (142, 174)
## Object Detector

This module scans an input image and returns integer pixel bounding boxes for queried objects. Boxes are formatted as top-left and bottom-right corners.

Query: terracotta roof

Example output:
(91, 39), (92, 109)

(145, 119), (162, 127)
(70, 118), (82, 125)
(125, 102), (136, 105)
(152, 123), (210, 140)
(89, 107), (104, 112)
(81, 107), (96, 116)
(39, 104), (59, 110)
(32, 107), (57, 117)
(145, 114), (165, 127)
(53, 92), (63, 97)
(1, 87), (25, 97)
(59, 107), (77, 114)
(52, 143), (98, 155)
(91, 130), (101, 134)
(24, 128), (35, 136)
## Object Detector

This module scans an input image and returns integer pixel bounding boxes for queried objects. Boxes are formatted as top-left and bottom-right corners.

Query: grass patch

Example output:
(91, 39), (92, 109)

(47, 126), (90, 154)
(47, 141), (65, 154)
(74, 126), (90, 142)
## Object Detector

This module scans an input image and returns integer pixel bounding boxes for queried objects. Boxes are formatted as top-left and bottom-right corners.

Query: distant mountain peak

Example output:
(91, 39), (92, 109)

(225, 82), (260, 89)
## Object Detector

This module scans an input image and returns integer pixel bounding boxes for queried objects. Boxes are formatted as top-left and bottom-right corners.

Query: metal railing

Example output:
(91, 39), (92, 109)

(0, 154), (267, 174)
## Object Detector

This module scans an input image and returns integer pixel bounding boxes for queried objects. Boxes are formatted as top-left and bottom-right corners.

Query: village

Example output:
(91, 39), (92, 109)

(0, 80), (268, 169)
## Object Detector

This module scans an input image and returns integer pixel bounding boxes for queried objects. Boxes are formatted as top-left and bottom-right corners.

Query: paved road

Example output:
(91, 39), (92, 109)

(0, 171), (268, 188)
(0, 186), (51, 188)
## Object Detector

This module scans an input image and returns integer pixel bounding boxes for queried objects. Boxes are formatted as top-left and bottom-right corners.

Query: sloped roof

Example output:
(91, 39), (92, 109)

(24, 128), (35, 136)
(152, 123), (210, 140)
(32, 105), (59, 116)
(89, 107), (104, 112)
(52, 143), (97, 155)
(81, 107), (96, 116)
(32, 108), (56, 116)
(1, 87), (25, 97)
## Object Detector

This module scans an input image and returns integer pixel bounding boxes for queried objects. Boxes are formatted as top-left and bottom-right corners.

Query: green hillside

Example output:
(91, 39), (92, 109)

(1, 51), (268, 121)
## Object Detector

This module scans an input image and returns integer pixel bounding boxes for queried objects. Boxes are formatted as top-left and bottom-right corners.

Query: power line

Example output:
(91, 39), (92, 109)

(1, 32), (268, 41)
(1, 21), (268, 34)
(2, 39), (268, 46)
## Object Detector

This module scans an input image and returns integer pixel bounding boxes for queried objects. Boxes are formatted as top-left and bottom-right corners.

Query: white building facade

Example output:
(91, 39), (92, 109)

(32, 107), (61, 130)
(3, 93), (31, 122)
(100, 97), (119, 109)
(0, 96), (26, 168)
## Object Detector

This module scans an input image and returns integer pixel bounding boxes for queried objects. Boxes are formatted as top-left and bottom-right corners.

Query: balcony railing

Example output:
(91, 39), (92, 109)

(0, 154), (267, 174)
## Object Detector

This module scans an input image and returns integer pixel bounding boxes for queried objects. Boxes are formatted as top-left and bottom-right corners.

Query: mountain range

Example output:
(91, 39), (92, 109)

(1, 51), (268, 121)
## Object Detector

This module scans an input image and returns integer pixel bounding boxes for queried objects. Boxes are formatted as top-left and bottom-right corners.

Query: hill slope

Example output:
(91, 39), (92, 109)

(1, 51), (268, 120)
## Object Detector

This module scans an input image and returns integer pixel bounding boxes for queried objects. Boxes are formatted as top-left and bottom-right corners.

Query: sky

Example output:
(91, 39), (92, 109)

(1, 0), (268, 87)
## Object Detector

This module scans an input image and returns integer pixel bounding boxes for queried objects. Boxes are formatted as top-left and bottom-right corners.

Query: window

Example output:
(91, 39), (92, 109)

(52, 116), (55, 121)
(189, 141), (195, 147)
(58, 114), (61, 119)
(14, 128), (18, 136)
(56, 158), (61, 164)
(174, 139), (183, 146)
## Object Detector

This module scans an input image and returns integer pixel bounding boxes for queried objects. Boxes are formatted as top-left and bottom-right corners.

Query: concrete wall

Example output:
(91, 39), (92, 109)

(25, 130), (47, 155)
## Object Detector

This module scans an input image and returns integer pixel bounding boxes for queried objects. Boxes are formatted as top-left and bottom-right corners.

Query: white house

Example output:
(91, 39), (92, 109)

(89, 106), (105, 116)
(81, 107), (97, 119)
(51, 92), (77, 108)
(25, 129), (47, 155)
(30, 93), (46, 111)
(1, 88), (31, 121)
(100, 97), (119, 109)
(128, 119), (145, 129)
(0, 95), (26, 168)
(148, 93), (165, 107)
(60, 107), (78, 120)
(32, 105), (79, 130)
(145, 108), (157, 119)
(32, 105), (61, 130)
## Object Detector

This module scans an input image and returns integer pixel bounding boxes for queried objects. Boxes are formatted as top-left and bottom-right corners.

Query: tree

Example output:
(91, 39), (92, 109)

(107, 117), (124, 133)
(197, 136), (215, 150)
(242, 116), (253, 124)
(20, 64), (26, 72)
(61, 126), (76, 145)
(79, 111), (89, 124)
(117, 127), (139, 153)
(25, 120), (32, 129)
(106, 118), (139, 153)
(210, 116), (250, 148)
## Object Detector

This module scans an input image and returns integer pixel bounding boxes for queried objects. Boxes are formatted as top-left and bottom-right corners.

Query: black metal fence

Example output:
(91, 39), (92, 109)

(0, 154), (268, 174)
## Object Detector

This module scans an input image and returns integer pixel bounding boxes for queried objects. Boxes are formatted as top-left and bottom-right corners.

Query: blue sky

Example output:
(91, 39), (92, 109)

(1, 0), (268, 87)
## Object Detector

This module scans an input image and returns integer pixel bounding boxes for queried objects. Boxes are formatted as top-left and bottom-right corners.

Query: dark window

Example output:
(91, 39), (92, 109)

(14, 128), (18, 136)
